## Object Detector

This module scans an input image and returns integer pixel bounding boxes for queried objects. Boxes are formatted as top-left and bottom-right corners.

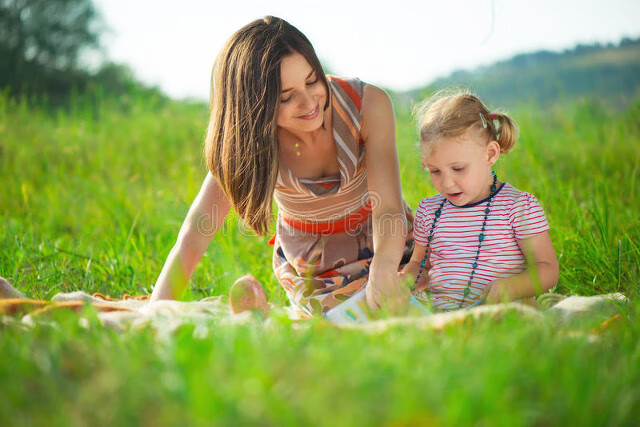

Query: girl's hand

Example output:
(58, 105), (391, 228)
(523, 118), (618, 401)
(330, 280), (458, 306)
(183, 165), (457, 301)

(398, 261), (430, 292)
(366, 259), (409, 313)
(479, 280), (512, 304)
(398, 273), (430, 294)
(400, 244), (431, 294)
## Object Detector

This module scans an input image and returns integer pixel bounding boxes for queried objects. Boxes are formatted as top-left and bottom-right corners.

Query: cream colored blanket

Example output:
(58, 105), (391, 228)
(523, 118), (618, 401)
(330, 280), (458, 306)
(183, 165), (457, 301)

(1, 290), (627, 338)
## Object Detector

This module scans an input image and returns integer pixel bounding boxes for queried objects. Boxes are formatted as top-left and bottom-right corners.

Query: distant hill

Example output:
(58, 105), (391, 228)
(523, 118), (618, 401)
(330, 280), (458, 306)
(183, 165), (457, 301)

(403, 38), (640, 108)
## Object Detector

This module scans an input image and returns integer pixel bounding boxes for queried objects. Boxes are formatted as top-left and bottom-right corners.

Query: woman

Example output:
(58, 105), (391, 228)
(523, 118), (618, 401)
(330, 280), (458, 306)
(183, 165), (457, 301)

(150, 16), (414, 315)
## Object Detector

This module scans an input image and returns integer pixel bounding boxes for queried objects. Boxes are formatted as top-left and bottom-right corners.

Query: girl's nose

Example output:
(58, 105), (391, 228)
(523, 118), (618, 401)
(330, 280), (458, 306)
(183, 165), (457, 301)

(442, 174), (455, 189)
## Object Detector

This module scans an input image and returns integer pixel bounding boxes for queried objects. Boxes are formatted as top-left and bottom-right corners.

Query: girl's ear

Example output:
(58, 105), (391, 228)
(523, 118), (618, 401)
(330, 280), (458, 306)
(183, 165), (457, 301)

(486, 140), (501, 165)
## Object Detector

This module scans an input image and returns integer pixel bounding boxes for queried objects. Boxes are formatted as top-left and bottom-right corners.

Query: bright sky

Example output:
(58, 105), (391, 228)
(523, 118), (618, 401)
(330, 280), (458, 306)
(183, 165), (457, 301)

(93, 0), (640, 100)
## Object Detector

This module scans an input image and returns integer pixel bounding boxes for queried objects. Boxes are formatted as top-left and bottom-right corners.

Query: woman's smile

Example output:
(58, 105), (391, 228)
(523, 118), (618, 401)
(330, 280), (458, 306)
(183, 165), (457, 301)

(297, 104), (319, 120)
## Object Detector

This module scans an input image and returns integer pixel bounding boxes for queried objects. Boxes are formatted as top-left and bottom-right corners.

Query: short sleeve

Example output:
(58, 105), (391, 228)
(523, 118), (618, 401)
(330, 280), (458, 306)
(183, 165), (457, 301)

(413, 198), (433, 247)
(508, 193), (550, 240)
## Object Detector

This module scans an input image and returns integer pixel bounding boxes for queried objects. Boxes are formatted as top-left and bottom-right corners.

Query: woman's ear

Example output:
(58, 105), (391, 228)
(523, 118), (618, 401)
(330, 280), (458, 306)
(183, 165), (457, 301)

(486, 140), (501, 165)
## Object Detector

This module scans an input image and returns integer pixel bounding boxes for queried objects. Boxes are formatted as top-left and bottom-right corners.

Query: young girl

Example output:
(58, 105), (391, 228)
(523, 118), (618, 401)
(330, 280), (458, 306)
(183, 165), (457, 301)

(401, 91), (559, 311)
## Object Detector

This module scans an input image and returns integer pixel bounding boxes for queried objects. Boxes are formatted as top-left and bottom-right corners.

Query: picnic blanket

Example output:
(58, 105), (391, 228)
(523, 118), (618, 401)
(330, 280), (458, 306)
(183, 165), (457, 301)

(0, 286), (627, 337)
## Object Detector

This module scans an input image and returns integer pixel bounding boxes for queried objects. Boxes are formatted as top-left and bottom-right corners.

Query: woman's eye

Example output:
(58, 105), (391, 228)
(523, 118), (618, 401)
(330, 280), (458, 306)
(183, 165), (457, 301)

(429, 170), (440, 175)
(306, 78), (318, 86)
(280, 95), (293, 103)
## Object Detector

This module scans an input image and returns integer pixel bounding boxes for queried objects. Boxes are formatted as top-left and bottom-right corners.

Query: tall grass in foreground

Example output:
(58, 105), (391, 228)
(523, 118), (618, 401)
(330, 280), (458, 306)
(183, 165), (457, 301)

(1, 307), (639, 425)
(1, 92), (639, 425)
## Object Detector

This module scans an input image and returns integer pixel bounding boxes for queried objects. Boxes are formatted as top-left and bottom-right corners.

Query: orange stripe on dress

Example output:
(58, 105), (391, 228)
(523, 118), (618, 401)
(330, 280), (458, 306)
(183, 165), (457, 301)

(327, 76), (365, 146)
(333, 101), (360, 144)
(316, 181), (338, 190)
(282, 201), (372, 235)
(329, 76), (361, 112)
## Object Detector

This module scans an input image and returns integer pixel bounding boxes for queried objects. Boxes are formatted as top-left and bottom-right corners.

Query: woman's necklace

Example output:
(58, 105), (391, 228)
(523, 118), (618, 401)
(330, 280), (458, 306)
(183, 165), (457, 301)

(414, 171), (498, 309)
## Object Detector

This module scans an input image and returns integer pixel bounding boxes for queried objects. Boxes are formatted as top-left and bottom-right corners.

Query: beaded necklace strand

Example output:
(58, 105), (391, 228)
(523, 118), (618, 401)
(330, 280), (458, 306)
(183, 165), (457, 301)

(414, 171), (498, 309)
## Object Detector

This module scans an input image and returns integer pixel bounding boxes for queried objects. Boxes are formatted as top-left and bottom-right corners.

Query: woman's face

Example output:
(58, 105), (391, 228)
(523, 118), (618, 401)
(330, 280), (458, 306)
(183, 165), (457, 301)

(276, 52), (327, 133)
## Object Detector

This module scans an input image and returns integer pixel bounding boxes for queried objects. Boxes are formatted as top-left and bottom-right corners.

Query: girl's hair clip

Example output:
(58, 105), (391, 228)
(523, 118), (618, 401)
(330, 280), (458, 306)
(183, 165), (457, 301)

(479, 112), (487, 128)
(490, 113), (497, 120)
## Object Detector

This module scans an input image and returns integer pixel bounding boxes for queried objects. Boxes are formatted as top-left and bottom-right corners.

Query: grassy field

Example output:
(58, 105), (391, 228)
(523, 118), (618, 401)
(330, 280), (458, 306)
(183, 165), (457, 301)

(1, 91), (639, 425)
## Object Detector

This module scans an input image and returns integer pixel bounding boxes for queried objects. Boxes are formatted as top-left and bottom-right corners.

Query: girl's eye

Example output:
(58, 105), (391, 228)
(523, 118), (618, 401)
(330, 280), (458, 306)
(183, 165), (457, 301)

(453, 167), (465, 172)
(429, 170), (440, 175)
(306, 78), (318, 86)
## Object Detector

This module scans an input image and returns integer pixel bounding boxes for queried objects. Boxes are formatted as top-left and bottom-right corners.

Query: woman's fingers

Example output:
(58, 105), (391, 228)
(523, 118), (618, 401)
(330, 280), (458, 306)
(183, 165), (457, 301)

(366, 285), (382, 309)
(366, 281), (409, 314)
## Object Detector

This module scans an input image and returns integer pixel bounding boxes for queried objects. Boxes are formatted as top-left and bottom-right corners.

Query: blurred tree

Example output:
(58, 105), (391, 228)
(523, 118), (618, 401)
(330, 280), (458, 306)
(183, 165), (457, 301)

(0, 0), (102, 101)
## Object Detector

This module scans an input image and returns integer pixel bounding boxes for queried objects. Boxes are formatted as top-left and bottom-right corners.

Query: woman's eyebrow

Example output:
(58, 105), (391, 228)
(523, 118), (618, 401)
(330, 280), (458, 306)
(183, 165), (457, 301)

(281, 70), (315, 93)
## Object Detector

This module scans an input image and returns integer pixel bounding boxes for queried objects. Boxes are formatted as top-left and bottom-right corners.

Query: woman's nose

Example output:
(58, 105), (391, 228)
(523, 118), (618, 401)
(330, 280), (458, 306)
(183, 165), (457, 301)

(297, 89), (315, 111)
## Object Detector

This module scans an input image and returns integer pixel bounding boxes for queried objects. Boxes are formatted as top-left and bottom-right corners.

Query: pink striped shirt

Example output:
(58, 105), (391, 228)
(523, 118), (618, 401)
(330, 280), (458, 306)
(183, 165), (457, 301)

(413, 183), (550, 310)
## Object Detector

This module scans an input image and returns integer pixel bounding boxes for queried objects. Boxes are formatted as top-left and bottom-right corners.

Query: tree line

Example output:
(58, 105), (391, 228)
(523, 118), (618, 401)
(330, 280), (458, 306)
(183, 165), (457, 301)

(0, 0), (162, 108)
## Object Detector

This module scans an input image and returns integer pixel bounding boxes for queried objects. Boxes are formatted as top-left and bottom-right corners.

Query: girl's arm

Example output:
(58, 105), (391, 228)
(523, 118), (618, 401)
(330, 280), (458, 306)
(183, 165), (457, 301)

(361, 84), (409, 310)
(481, 231), (559, 303)
(399, 243), (431, 292)
(150, 172), (231, 301)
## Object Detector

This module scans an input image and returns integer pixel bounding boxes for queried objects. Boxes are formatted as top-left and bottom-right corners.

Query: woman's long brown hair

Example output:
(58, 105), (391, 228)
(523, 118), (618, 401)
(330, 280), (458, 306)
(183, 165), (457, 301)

(204, 16), (330, 235)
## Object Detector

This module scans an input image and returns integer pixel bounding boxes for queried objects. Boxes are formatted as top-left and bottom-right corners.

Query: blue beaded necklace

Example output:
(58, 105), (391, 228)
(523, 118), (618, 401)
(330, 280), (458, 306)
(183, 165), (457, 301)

(414, 171), (498, 309)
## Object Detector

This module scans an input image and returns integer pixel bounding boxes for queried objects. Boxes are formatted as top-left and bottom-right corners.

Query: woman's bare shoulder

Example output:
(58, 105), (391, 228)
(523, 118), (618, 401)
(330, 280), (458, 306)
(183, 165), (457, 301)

(361, 84), (394, 142)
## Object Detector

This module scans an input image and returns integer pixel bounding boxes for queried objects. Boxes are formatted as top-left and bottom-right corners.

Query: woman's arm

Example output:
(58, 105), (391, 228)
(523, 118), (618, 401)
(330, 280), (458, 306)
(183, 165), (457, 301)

(481, 231), (559, 303)
(150, 172), (231, 301)
(361, 84), (409, 310)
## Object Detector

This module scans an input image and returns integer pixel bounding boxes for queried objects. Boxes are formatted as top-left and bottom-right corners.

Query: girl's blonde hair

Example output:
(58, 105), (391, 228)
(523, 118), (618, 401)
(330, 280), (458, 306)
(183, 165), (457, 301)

(413, 89), (519, 154)
(204, 16), (330, 235)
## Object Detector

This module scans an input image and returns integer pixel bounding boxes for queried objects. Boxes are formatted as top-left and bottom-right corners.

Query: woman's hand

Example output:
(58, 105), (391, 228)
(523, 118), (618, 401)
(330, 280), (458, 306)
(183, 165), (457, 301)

(366, 259), (409, 313)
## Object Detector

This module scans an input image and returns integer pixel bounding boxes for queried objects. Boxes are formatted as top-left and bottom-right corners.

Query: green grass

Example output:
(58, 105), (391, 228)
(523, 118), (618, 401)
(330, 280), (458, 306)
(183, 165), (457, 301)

(1, 91), (640, 425)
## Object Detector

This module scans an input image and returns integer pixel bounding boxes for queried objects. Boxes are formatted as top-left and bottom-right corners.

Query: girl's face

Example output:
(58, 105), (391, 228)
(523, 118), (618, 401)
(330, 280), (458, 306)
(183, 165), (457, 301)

(422, 128), (500, 206)
(276, 52), (327, 133)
